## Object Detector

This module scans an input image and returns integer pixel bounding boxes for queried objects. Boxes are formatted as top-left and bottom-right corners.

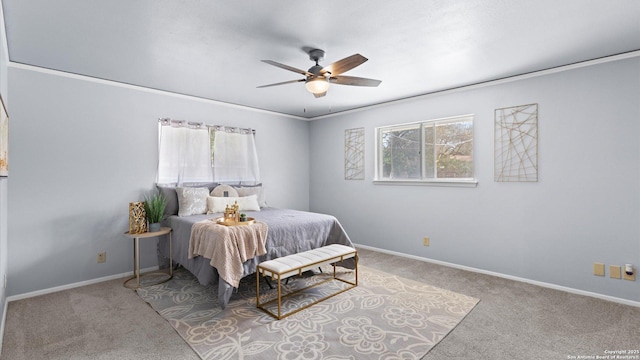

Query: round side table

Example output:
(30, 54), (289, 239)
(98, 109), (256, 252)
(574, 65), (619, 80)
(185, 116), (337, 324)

(123, 227), (172, 289)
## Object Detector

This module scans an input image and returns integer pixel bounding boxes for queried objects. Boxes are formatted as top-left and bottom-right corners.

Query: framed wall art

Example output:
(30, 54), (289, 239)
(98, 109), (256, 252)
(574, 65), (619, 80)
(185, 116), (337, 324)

(344, 127), (365, 180)
(494, 103), (538, 182)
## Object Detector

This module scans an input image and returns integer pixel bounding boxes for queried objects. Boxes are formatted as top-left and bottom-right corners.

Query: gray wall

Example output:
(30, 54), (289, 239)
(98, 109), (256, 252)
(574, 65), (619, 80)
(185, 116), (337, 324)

(6, 66), (310, 297)
(0, 7), (7, 317)
(309, 57), (640, 302)
(4, 55), (639, 304)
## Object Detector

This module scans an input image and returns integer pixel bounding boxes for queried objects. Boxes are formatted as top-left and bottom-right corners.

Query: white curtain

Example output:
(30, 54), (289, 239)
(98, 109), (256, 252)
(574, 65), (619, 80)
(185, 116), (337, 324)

(156, 120), (212, 185)
(210, 126), (260, 184)
(156, 120), (260, 185)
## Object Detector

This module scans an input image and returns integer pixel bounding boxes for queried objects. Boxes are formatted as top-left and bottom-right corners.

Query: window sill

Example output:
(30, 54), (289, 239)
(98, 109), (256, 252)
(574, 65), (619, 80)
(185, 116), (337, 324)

(373, 179), (478, 188)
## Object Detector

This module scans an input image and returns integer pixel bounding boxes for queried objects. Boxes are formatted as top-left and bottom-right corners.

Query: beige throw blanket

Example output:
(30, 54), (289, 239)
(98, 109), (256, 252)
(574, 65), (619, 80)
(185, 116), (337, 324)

(188, 219), (268, 288)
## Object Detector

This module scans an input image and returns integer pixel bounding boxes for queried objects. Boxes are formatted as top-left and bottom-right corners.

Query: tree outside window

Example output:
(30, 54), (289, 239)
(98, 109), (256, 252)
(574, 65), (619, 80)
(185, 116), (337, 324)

(377, 115), (473, 181)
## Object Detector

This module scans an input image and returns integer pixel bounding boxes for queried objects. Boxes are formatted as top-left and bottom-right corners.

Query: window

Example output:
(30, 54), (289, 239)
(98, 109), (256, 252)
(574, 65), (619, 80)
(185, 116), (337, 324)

(375, 115), (476, 186)
(156, 119), (260, 185)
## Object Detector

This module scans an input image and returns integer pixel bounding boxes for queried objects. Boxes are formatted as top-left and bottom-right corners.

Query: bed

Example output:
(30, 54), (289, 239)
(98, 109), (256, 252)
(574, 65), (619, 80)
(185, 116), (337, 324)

(157, 207), (355, 308)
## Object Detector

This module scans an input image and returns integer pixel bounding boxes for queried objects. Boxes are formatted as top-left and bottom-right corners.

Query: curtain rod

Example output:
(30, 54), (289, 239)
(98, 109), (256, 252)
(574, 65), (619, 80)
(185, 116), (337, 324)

(158, 118), (255, 134)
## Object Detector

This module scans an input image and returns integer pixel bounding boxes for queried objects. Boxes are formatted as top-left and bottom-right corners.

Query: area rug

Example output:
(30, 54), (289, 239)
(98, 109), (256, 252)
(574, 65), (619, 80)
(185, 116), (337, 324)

(136, 265), (479, 360)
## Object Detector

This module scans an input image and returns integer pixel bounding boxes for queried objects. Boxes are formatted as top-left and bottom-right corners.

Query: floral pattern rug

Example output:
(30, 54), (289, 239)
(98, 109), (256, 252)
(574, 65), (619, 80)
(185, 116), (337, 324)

(136, 265), (479, 360)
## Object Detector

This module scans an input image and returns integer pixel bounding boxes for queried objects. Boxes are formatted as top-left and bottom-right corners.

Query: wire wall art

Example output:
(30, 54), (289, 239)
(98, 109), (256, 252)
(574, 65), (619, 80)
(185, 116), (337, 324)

(344, 127), (365, 180)
(494, 103), (538, 182)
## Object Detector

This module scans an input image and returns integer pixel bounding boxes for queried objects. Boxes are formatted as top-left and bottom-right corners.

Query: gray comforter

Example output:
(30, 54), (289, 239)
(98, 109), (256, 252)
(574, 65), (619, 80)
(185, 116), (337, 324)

(158, 207), (355, 308)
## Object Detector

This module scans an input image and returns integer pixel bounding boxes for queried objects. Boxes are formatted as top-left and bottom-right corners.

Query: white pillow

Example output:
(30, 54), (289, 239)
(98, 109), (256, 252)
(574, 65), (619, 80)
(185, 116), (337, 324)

(207, 195), (261, 214)
(176, 187), (209, 217)
(210, 184), (239, 198)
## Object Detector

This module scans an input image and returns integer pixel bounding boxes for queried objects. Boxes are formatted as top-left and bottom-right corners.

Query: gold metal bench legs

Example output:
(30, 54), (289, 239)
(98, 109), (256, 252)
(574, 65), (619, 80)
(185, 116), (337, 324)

(256, 254), (358, 320)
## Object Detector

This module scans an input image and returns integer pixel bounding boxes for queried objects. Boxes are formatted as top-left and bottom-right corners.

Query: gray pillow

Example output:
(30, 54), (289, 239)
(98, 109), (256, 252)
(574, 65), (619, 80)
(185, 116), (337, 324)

(232, 183), (266, 207)
(157, 185), (179, 217)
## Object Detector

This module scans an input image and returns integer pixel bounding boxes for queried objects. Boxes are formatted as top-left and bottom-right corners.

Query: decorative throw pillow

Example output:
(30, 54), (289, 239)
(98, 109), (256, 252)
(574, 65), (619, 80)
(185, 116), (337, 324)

(234, 184), (266, 207)
(206, 194), (261, 214)
(210, 184), (239, 198)
(182, 182), (220, 192)
(157, 183), (220, 217)
(176, 187), (209, 217)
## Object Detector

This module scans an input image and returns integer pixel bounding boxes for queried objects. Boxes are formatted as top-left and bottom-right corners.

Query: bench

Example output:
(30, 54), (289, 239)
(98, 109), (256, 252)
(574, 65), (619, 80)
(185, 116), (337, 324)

(256, 244), (358, 319)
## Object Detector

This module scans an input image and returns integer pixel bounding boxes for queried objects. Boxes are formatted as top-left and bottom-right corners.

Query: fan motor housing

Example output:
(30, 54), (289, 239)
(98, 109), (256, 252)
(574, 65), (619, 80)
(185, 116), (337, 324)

(307, 64), (324, 76)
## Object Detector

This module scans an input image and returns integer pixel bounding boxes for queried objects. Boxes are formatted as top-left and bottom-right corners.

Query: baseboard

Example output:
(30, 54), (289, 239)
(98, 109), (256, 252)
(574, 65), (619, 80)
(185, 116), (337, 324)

(5, 266), (159, 303)
(0, 298), (6, 356)
(355, 243), (640, 308)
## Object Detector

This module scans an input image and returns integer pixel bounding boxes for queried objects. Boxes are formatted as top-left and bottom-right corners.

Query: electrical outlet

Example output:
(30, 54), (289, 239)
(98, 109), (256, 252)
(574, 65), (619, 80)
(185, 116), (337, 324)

(623, 265), (635, 281)
(97, 252), (106, 263)
(423, 237), (430, 246)
(610, 265), (621, 279)
(593, 262), (605, 276)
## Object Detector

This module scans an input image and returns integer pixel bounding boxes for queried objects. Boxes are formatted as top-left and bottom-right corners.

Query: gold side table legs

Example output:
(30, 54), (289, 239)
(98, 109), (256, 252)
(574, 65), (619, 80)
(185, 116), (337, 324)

(123, 227), (173, 289)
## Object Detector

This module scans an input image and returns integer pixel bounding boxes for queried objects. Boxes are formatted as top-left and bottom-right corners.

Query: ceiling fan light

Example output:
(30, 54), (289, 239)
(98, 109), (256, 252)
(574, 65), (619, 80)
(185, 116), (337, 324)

(305, 76), (330, 94)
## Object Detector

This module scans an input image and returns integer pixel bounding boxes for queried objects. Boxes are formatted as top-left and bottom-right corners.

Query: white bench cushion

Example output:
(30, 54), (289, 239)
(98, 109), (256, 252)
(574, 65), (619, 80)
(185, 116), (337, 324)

(258, 244), (356, 280)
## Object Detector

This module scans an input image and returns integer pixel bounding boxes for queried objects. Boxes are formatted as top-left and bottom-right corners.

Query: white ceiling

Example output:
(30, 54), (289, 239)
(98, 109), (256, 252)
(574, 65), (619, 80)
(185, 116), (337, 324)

(2, 0), (639, 119)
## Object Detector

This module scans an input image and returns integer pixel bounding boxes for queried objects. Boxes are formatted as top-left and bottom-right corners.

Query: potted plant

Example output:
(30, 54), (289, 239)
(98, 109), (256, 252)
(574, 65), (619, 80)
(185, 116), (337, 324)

(144, 191), (167, 232)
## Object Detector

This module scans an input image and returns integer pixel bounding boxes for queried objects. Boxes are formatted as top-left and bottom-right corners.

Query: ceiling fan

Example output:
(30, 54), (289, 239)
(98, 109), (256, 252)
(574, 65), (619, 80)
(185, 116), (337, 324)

(257, 49), (381, 98)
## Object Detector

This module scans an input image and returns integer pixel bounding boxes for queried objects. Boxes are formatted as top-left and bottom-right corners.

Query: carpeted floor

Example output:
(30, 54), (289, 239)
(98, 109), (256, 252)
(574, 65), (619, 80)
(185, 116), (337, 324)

(136, 264), (478, 359)
(2, 248), (639, 359)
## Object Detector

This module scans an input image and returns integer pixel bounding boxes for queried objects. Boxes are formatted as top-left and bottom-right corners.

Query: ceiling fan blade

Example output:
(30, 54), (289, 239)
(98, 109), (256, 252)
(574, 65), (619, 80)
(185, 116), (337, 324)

(261, 60), (313, 76)
(313, 91), (327, 98)
(321, 54), (368, 76)
(330, 76), (381, 87)
(257, 79), (305, 88)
